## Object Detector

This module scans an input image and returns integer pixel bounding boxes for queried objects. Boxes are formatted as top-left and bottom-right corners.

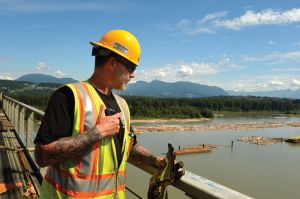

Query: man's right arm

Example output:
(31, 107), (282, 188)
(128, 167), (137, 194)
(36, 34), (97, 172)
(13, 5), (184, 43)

(35, 105), (121, 167)
(35, 127), (101, 167)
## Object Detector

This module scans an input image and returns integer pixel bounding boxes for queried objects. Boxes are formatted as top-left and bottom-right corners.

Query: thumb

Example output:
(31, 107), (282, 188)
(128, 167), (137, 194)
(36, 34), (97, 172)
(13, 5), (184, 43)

(96, 105), (106, 124)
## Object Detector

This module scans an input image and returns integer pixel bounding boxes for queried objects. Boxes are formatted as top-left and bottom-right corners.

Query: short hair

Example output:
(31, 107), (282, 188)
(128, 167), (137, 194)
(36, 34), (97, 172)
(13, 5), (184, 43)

(93, 47), (112, 69)
(93, 47), (136, 69)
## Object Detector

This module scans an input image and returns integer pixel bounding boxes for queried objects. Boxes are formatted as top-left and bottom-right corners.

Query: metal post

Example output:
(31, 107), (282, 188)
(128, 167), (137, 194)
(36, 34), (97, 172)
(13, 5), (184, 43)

(12, 101), (15, 125)
(15, 104), (20, 133)
(26, 111), (34, 148)
(7, 100), (11, 119)
(9, 100), (13, 121)
(3, 97), (7, 113)
(19, 106), (26, 143)
(0, 92), (2, 108)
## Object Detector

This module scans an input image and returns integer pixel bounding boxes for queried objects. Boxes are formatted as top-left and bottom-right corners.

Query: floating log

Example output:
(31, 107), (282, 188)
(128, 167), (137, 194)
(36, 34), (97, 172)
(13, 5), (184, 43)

(237, 136), (281, 145)
(175, 146), (212, 155)
(285, 136), (300, 144)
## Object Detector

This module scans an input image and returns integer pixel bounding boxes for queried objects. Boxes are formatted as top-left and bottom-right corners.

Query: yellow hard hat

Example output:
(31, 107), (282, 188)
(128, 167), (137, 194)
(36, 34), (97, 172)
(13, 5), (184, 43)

(90, 29), (141, 66)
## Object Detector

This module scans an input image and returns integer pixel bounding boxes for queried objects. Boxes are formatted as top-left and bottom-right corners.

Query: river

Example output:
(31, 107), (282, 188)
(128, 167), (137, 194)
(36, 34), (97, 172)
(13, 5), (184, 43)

(126, 116), (300, 199)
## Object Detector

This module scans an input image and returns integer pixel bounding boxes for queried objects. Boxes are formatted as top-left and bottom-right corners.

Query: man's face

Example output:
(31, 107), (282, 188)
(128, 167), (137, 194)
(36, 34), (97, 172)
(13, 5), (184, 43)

(113, 57), (136, 90)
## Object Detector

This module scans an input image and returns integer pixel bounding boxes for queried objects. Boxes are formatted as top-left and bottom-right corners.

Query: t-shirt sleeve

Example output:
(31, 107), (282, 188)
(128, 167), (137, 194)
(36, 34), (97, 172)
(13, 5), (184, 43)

(34, 86), (74, 144)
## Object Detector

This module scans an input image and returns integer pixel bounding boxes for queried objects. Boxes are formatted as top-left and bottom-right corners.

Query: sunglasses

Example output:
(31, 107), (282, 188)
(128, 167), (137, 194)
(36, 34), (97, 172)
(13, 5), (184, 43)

(114, 57), (136, 73)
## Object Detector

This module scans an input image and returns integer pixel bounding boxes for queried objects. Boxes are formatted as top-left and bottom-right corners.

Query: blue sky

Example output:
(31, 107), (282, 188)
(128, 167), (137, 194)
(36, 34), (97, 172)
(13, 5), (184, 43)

(1, 0), (300, 91)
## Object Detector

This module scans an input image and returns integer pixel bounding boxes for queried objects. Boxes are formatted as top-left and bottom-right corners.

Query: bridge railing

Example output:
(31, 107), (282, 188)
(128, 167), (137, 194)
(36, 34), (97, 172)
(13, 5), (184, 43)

(0, 92), (253, 199)
(1, 94), (46, 180)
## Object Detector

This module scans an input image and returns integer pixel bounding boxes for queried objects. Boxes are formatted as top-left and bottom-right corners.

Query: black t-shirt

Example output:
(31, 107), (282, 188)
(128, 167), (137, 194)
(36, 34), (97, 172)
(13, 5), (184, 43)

(34, 85), (136, 166)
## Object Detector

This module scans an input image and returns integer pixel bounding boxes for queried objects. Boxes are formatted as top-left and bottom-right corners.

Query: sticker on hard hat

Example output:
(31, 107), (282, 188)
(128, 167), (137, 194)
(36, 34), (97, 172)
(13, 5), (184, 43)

(113, 43), (128, 55)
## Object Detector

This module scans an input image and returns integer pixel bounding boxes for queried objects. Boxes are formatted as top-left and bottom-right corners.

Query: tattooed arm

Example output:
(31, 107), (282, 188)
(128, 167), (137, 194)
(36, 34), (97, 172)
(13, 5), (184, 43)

(35, 106), (121, 167)
(128, 144), (165, 168)
(35, 128), (101, 167)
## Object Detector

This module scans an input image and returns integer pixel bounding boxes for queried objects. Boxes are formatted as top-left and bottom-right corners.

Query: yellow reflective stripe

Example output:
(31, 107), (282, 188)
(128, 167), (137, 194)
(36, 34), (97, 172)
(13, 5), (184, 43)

(67, 84), (81, 135)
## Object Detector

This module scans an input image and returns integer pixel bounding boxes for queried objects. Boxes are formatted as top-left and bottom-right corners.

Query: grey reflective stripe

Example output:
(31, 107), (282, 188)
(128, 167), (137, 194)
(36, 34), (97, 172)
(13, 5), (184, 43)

(113, 94), (130, 131)
(73, 82), (96, 175)
(117, 175), (126, 187)
(46, 167), (117, 193)
(74, 82), (96, 129)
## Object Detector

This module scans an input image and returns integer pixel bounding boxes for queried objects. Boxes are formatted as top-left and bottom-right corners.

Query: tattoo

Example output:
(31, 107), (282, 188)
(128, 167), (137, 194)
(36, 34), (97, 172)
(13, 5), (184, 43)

(35, 127), (102, 167)
(128, 144), (157, 167)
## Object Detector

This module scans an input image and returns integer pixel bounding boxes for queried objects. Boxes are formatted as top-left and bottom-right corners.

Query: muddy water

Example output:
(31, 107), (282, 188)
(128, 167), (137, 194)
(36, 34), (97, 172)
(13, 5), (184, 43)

(126, 116), (300, 199)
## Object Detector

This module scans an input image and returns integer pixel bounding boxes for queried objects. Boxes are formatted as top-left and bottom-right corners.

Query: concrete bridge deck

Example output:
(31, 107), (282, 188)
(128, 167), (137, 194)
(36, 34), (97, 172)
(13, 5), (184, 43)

(0, 110), (40, 198)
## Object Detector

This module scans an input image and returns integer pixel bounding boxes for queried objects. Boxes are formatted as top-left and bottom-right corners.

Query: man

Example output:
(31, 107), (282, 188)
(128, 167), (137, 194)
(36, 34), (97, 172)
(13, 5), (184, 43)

(34, 29), (165, 198)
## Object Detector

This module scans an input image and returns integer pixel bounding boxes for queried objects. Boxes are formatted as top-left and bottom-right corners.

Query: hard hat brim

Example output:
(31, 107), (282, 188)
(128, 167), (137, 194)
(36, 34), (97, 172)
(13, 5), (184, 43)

(89, 41), (101, 47)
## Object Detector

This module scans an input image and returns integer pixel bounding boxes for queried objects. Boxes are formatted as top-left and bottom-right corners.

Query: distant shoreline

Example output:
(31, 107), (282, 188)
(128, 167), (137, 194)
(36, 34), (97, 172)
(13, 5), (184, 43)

(131, 118), (212, 123)
(132, 119), (300, 133)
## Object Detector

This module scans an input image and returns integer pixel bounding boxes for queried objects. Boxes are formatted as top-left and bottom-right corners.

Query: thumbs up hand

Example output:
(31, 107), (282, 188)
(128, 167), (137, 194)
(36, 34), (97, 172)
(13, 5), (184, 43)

(93, 105), (121, 138)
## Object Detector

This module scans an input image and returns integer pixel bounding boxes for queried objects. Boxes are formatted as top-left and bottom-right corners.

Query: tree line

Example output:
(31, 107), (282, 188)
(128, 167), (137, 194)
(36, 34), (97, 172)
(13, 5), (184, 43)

(2, 89), (300, 119)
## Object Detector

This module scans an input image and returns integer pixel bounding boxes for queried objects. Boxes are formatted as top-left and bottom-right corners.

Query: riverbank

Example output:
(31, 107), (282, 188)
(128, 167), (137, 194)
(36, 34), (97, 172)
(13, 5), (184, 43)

(132, 119), (300, 133)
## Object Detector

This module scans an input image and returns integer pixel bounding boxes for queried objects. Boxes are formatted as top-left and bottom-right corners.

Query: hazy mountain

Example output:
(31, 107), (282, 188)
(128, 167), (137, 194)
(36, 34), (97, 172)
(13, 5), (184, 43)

(16, 73), (78, 84)
(12, 74), (299, 99)
(121, 80), (229, 98)
(227, 89), (300, 99)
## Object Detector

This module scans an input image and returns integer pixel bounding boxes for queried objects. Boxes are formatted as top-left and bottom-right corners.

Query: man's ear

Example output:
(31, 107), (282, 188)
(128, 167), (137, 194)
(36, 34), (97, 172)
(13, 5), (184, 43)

(110, 57), (117, 68)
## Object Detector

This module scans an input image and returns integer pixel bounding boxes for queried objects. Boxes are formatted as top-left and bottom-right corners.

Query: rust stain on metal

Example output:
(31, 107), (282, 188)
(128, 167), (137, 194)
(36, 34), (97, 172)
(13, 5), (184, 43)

(18, 150), (38, 198)
(0, 181), (23, 194)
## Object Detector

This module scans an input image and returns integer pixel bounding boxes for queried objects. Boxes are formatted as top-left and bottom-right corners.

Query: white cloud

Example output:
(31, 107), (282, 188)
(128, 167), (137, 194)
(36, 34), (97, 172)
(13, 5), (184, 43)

(215, 8), (300, 30)
(159, 11), (227, 35)
(242, 51), (300, 62)
(218, 57), (243, 69)
(56, 70), (66, 77)
(159, 8), (300, 35)
(135, 61), (221, 82)
(0, 75), (13, 80)
(255, 83), (268, 90)
(232, 83), (245, 91)
(267, 80), (284, 87)
(272, 67), (300, 72)
(197, 11), (227, 24)
(177, 19), (192, 29)
(178, 64), (193, 78)
(291, 79), (300, 86)
(36, 62), (49, 71)
(190, 62), (220, 75)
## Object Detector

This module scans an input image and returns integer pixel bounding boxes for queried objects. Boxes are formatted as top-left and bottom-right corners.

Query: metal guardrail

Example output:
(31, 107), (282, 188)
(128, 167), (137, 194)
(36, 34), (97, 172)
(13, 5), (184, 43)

(0, 94), (44, 184)
(0, 92), (254, 199)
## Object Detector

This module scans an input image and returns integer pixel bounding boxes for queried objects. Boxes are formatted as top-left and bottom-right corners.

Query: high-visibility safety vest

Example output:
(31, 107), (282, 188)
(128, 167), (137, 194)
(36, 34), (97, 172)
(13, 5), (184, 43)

(39, 81), (135, 199)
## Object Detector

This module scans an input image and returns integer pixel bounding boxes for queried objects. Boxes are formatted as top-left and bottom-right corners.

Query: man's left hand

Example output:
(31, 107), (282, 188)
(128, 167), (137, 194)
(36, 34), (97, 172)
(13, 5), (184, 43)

(155, 156), (166, 168)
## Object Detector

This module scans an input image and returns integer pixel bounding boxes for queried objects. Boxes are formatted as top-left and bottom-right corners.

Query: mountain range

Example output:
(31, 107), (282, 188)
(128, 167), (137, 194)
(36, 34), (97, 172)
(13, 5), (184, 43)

(227, 89), (300, 99)
(16, 73), (77, 84)
(121, 80), (228, 98)
(13, 74), (300, 99)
